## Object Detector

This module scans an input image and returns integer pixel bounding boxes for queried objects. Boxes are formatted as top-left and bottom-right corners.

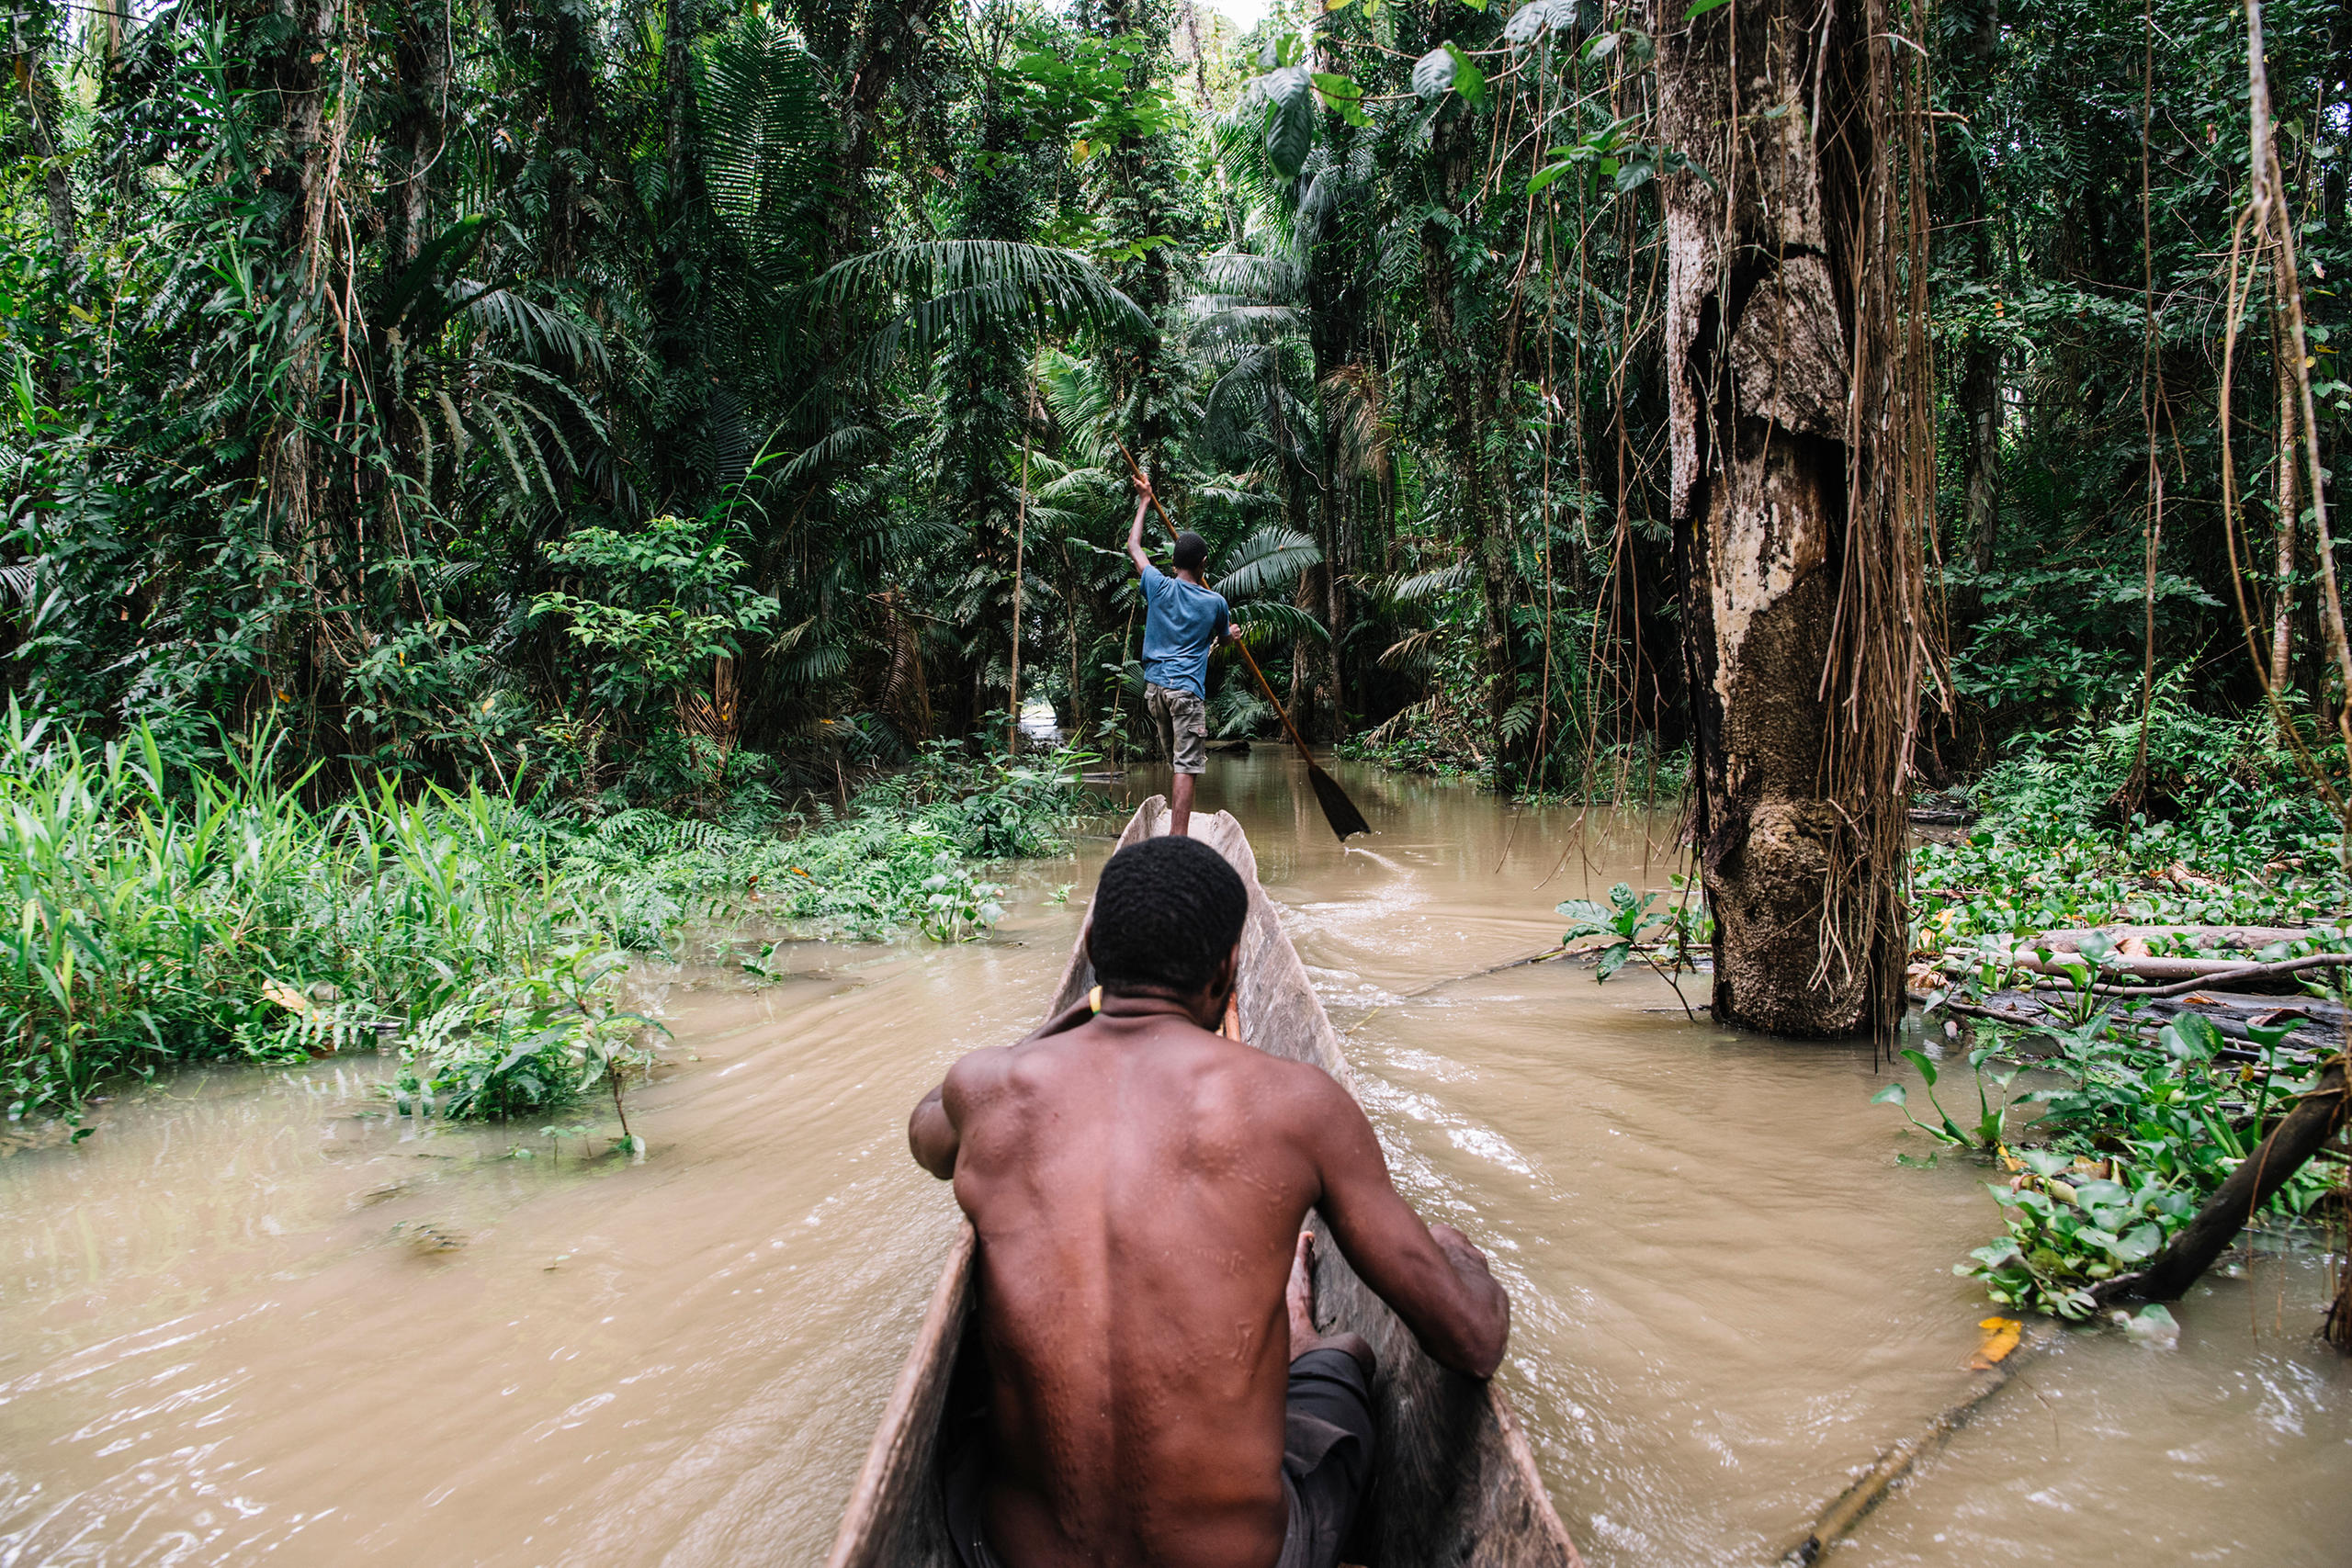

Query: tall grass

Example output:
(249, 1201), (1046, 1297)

(0, 716), (1092, 1121)
(0, 715), (628, 1120)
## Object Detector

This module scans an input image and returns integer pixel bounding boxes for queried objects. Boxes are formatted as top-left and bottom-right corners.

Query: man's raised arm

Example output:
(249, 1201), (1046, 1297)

(1125, 484), (1154, 576)
(1296, 1071), (1510, 1377)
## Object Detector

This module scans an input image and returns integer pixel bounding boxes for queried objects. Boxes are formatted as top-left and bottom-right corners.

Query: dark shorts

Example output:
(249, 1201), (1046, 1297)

(945, 1348), (1378, 1568)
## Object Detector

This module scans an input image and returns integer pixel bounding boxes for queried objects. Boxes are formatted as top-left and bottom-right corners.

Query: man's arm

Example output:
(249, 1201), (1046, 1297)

(908, 1082), (958, 1179)
(1294, 1069), (1510, 1377)
(1125, 486), (1153, 576)
(907, 1046), (1012, 1180)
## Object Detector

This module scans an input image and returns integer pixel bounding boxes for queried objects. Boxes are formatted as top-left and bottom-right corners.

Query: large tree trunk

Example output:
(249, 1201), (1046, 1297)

(1419, 102), (1519, 774)
(1657, 0), (1910, 1037)
(385, 0), (447, 274)
(6, 49), (75, 256)
(820, 0), (946, 263)
(1952, 0), (2000, 592)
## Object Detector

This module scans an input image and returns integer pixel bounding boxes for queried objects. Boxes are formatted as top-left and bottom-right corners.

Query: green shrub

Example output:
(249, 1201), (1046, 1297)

(0, 719), (1091, 1120)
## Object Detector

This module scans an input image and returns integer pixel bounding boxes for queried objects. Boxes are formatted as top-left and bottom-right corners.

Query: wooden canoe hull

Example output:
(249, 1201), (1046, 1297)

(826, 801), (1580, 1568)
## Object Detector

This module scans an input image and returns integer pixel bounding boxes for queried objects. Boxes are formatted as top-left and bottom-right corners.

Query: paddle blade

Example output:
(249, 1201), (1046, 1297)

(1306, 758), (1372, 840)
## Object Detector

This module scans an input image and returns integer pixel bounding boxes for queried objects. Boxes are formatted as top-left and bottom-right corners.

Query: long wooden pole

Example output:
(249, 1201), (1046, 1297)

(1008, 402), (1032, 762)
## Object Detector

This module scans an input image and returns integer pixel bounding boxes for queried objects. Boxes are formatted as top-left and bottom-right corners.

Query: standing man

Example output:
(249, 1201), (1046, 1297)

(1126, 475), (1240, 836)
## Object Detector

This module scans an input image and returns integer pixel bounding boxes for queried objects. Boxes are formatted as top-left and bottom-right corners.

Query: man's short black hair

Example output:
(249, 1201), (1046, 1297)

(1087, 834), (1247, 996)
(1171, 531), (1208, 573)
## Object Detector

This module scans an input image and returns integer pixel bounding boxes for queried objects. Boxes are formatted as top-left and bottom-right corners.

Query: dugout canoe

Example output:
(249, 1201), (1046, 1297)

(825, 798), (1581, 1568)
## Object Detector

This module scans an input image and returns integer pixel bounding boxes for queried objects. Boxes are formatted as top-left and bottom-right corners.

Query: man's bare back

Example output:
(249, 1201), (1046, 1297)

(909, 838), (1510, 1568)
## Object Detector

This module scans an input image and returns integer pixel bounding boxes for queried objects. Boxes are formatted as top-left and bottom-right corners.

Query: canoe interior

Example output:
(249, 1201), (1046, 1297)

(824, 800), (1580, 1568)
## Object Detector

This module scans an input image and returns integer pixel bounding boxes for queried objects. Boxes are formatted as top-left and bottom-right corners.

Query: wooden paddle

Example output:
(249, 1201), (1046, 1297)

(1113, 441), (1371, 841)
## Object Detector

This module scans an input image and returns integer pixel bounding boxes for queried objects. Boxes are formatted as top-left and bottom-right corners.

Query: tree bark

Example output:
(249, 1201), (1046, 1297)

(8, 54), (75, 256)
(820, 0), (946, 263)
(1951, 0), (2000, 593)
(1657, 0), (1880, 1036)
(2270, 324), (2299, 694)
(385, 0), (447, 274)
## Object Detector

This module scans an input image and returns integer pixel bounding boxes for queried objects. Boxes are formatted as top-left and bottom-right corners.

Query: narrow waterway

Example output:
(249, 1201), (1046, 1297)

(2, 753), (2346, 1566)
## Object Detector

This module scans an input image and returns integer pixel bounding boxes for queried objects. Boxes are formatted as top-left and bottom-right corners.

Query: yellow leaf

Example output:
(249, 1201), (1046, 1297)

(261, 979), (311, 1016)
(1971, 1315), (2022, 1369)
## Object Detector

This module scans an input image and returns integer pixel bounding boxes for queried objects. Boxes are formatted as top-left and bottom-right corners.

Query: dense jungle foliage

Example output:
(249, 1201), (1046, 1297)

(2, 0), (2347, 1125)
(3, 0), (2343, 800)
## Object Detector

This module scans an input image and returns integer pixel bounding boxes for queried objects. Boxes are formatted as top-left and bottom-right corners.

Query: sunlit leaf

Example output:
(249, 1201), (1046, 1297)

(1264, 66), (1317, 177)
(1969, 1315), (2023, 1369)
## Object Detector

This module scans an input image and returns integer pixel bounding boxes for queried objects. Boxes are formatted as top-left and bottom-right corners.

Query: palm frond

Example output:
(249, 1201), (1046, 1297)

(810, 243), (1152, 374)
(1214, 525), (1322, 601)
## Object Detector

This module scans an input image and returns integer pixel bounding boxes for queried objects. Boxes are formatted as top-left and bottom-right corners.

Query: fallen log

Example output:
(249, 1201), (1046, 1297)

(1981, 950), (2352, 995)
(2025, 924), (2314, 953)
(1977, 927), (2346, 994)
(2092, 1055), (2349, 1306)
(2078, 954), (2352, 997)
(1776, 1325), (2054, 1565)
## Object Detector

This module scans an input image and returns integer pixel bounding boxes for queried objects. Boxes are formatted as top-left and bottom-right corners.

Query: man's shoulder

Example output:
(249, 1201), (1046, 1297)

(942, 1042), (1017, 1102)
(1215, 1039), (1348, 1110)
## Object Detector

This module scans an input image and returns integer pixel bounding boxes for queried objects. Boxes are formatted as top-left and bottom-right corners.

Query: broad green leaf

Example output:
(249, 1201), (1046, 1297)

(2243, 1018), (2298, 1050)
(1526, 160), (1577, 196)
(1871, 1082), (1908, 1106)
(1447, 45), (1488, 107)
(1596, 942), (1631, 982)
(1685, 0), (1731, 15)
(1312, 72), (1370, 127)
(1411, 45), (1457, 100)
(1264, 67), (1317, 178)
(1504, 0), (1560, 44)
(1899, 1046), (1939, 1088)
(2170, 1011), (2225, 1061)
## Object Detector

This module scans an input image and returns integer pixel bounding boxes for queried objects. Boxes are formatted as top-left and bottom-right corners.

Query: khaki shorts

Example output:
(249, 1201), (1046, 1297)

(1145, 682), (1208, 773)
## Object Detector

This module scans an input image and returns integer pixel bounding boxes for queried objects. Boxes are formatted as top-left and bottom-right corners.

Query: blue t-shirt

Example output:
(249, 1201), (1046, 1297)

(1138, 565), (1230, 700)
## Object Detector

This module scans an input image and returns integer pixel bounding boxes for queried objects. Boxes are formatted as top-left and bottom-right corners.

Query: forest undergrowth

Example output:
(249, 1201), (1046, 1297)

(1888, 681), (2351, 1320)
(0, 716), (1095, 1131)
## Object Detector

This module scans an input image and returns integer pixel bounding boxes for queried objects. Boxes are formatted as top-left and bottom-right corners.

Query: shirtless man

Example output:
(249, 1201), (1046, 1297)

(908, 833), (1510, 1568)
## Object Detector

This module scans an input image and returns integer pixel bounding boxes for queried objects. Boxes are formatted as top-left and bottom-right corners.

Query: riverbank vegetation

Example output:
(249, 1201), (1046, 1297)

(0, 716), (1090, 1122)
(1895, 690), (2349, 1319)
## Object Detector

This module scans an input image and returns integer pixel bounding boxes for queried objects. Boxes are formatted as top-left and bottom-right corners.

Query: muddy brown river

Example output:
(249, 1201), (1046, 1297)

(4, 755), (2346, 1565)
